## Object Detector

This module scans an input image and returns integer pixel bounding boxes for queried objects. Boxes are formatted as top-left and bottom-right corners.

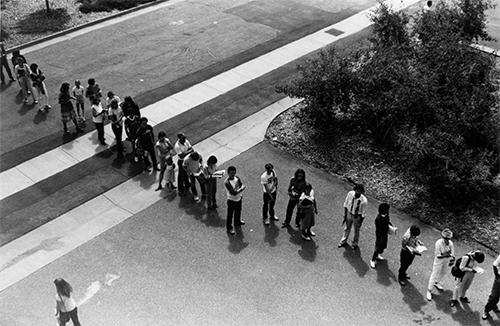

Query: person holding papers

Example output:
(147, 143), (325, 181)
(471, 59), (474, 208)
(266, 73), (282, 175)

(398, 225), (425, 286)
(426, 228), (455, 301)
(183, 151), (206, 202)
(204, 155), (222, 210)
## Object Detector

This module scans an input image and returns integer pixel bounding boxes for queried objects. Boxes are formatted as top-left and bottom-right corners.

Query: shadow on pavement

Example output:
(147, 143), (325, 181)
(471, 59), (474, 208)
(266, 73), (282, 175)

(202, 208), (225, 228)
(33, 110), (48, 124)
(264, 222), (279, 247)
(400, 281), (427, 313)
(0, 81), (14, 92)
(286, 225), (302, 246)
(446, 301), (483, 326)
(227, 227), (248, 254)
(342, 245), (369, 277)
(299, 239), (317, 262)
(374, 260), (397, 286)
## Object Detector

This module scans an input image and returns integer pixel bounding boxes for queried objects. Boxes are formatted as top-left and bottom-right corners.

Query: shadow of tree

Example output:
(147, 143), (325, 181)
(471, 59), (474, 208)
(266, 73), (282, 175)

(18, 8), (70, 34)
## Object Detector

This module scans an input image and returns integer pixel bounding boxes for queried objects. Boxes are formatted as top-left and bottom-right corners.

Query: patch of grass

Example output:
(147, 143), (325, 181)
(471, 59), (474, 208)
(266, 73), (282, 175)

(18, 8), (71, 34)
(77, 0), (154, 13)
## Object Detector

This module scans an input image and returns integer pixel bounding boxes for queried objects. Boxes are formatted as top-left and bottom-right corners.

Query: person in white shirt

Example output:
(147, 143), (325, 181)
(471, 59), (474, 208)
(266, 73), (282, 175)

(54, 278), (81, 326)
(224, 166), (246, 235)
(15, 57), (36, 104)
(338, 183), (367, 249)
(155, 131), (175, 191)
(261, 163), (278, 225)
(91, 97), (106, 145)
(72, 80), (86, 120)
(174, 133), (193, 196)
(298, 183), (317, 241)
(108, 99), (124, 158)
(482, 255), (500, 320)
(106, 91), (120, 110)
(450, 250), (485, 307)
(426, 228), (455, 301)
(183, 151), (206, 202)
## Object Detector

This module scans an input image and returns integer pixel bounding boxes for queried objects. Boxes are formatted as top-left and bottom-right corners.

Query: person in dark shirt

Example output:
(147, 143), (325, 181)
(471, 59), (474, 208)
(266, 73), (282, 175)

(282, 169), (307, 228)
(137, 117), (158, 172)
(370, 203), (393, 268)
(0, 42), (15, 84)
(85, 78), (102, 103)
(121, 96), (141, 118)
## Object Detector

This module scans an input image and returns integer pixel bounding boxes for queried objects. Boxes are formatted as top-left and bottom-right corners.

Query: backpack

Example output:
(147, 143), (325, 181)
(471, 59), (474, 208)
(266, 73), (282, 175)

(451, 254), (471, 278)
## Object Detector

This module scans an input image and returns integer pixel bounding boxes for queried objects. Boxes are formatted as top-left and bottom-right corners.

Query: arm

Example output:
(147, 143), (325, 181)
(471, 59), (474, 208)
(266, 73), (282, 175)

(225, 180), (239, 196)
(237, 177), (246, 193)
(287, 178), (294, 195)
(459, 256), (475, 273)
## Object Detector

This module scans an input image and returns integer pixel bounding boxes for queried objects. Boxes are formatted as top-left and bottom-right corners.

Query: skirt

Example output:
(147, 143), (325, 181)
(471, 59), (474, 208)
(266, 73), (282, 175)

(61, 109), (77, 122)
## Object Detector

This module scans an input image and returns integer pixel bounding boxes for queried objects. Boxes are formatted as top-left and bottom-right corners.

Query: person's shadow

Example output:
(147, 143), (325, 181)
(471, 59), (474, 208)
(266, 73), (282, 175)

(448, 301), (482, 326)
(299, 239), (318, 262)
(342, 246), (369, 277)
(400, 281), (427, 313)
(374, 260), (397, 286)
(264, 222), (279, 247)
(227, 227), (248, 254)
(286, 226), (302, 246)
(202, 208), (225, 228)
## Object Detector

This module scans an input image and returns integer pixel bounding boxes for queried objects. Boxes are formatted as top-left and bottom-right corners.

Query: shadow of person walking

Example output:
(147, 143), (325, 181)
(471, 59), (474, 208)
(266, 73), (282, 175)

(264, 222), (279, 247)
(342, 245), (369, 277)
(227, 226), (248, 254)
(400, 281), (427, 313)
(298, 239), (318, 262)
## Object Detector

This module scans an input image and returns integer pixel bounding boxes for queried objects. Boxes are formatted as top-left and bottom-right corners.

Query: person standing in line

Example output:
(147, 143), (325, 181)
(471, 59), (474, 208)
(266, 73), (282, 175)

(0, 42), (15, 84)
(204, 155), (219, 209)
(155, 131), (175, 191)
(120, 96), (141, 118)
(225, 166), (246, 235)
(54, 278), (81, 326)
(72, 80), (86, 121)
(91, 97), (106, 145)
(338, 184), (368, 249)
(29, 63), (51, 113)
(174, 133), (193, 196)
(370, 203), (393, 269)
(450, 250), (485, 307)
(15, 57), (35, 103)
(282, 169), (307, 228)
(105, 91), (120, 110)
(183, 151), (206, 202)
(261, 163), (279, 226)
(398, 225), (423, 287)
(137, 117), (158, 172)
(85, 78), (101, 104)
(107, 99), (124, 158)
(426, 228), (455, 301)
(298, 183), (317, 241)
(59, 82), (82, 134)
(11, 49), (26, 69)
(482, 255), (500, 320)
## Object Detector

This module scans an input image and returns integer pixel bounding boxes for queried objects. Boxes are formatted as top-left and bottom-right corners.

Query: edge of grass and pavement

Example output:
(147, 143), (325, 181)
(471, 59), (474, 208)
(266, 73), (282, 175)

(1, 0), (168, 51)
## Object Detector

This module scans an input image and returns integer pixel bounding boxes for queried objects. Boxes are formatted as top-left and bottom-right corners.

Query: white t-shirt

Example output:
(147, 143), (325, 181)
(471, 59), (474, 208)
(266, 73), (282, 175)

(174, 139), (192, 158)
(434, 238), (455, 258)
(343, 190), (367, 217)
(56, 293), (77, 312)
(72, 85), (85, 97)
(226, 176), (243, 202)
(260, 170), (277, 193)
(92, 103), (104, 123)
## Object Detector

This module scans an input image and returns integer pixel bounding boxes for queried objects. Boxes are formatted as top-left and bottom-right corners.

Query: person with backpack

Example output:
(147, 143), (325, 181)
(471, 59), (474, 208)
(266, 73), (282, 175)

(482, 255), (500, 320)
(426, 228), (455, 301)
(398, 225), (424, 287)
(261, 163), (279, 226)
(54, 278), (81, 326)
(450, 250), (485, 307)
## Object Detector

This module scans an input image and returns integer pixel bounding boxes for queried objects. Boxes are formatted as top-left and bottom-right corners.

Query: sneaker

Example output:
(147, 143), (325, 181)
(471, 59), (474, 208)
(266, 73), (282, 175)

(481, 313), (490, 320)
(302, 235), (311, 241)
(34, 100), (38, 104)
(459, 297), (470, 303)
(433, 283), (444, 291)
(45, 105), (52, 110)
(376, 254), (385, 261)
(155, 185), (163, 191)
(263, 218), (270, 225)
(235, 220), (245, 226)
(309, 230), (316, 237)
(271, 216), (279, 221)
(450, 300), (459, 307)
(227, 229), (235, 235)
(338, 242), (346, 248)
(426, 291), (432, 301)
(370, 260), (376, 269)
(193, 196), (200, 202)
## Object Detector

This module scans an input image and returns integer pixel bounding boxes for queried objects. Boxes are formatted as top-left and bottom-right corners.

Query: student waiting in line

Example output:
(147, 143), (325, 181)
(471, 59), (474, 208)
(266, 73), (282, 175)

(398, 225), (424, 287)
(72, 80), (86, 121)
(298, 183), (317, 241)
(183, 151), (206, 202)
(261, 163), (279, 225)
(450, 250), (485, 307)
(204, 155), (219, 210)
(225, 166), (246, 235)
(15, 57), (35, 104)
(370, 203), (394, 269)
(282, 168), (307, 228)
(58, 82), (82, 135)
(338, 183), (367, 249)
(426, 228), (455, 301)
(155, 131), (175, 191)
(29, 63), (51, 113)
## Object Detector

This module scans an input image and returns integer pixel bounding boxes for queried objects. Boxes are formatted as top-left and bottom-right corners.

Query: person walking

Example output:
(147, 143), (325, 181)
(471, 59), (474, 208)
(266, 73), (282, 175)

(72, 80), (86, 121)
(338, 184), (368, 249)
(121, 96), (141, 118)
(261, 163), (279, 225)
(398, 225), (424, 286)
(108, 99), (124, 158)
(0, 42), (15, 84)
(298, 183), (317, 241)
(225, 166), (246, 235)
(174, 133), (193, 196)
(482, 255), (500, 320)
(155, 131), (175, 191)
(59, 82), (82, 134)
(29, 63), (51, 113)
(450, 250), (485, 307)
(183, 151), (206, 202)
(370, 203), (393, 269)
(15, 57), (36, 103)
(54, 278), (81, 326)
(282, 169), (307, 228)
(91, 97), (106, 145)
(137, 117), (158, 172)
(204, 155), (219, 209)
(426, 228), (455, 301)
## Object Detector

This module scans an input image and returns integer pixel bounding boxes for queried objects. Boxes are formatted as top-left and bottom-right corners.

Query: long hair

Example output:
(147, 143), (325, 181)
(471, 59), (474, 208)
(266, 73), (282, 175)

(54, 278), (73, 298)
(60, 82), (70, 95)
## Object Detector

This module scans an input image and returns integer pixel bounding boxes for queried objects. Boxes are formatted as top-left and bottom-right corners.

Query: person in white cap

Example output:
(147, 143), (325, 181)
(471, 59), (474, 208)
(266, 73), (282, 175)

(426, 228), (455, 301)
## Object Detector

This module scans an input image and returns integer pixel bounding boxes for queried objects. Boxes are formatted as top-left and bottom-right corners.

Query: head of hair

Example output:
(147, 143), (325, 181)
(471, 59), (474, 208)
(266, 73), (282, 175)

(60, 82), (70, 93)
(207, 155), (218, 165)
(378, 203), (390, 215)
(140, 117), (148, 123)
(30, 63), (38, 72)
(227, 166), (236, 173)
(177, 132), (185, 139)
(353, 183), (365, 193)
(158, 131), (166, 138)
(190, 151), (200, 161)
(107, 91), (114, 98)
(110, 99), (118, 109)
(54, 278), (72, 297)
(16, 57), (24, 64)
(473, 251), (485, 263)
(124, 96), (132, 103)
(410, 225), (421, 237)
(265, 163), (273, 171)
(75, 79), (80, 85)
(88, 78), (95, 85)
(92, 97), (100, 105)
(427, 0), (432, 6)
(294, 168), (306, 180)
(304, 183), (312, 193)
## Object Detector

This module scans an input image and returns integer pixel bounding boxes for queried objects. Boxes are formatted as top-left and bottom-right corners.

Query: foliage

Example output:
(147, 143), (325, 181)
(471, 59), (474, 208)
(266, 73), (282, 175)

(277, 0), (499, 207)
(78, 0), (155, 13)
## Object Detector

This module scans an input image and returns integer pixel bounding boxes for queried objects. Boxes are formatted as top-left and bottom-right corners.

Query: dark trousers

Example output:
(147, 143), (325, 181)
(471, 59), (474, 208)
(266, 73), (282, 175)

(142, 142), (157, 168)
(177, 159), (190, 192)
(94, 122), (105, 144)
(398, 249), (415, 281)
(262, 192), (277, 219)
(59, 307), (81, 326)
(189, 175), (206, 196)
(226, 199), (242, 230)
(0, 57), (14, 83)
(111, 123), (123, 154)
(485, 278), (500, 313)
(284, 197), (300, 225)
(206, 178), (217, 207)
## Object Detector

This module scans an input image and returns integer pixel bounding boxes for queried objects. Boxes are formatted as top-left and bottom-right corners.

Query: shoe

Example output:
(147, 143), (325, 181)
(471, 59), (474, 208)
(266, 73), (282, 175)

(399, 279), (406, 287)
(271, 216), (279, 221)
(193, 196), (200, 202)
(227, 229), (235, 235)
(235, 220), (245, 226)
(23, 98), (28, 103)
(27, 90), (31, 95)
(281, 223), (290, 228)
(34, 100), (38, 104)
(45, 105), (52, 110)
(302, 235), (311, 241)
(405, 274), (411, 280)
(64, 129), (70, 134)
(351, 244), (359, 250)
(309, 230), (316, 237)
(370, 260), (376, 269)
(481, 313), (490, 320)
(459, 297), (470, 303)
(155, 185), (163, 191)
(10, 78), (16, 81)
(450, 300), (459, 307)
(82, 117), (86, 121)
(433, 283), (444, 291)
(426, 291), (432, 301)
(338, 242), (346, 248)
(263, 218), (270, 225)
(376, 254), (385, 261)
(38, 108), (45, 113)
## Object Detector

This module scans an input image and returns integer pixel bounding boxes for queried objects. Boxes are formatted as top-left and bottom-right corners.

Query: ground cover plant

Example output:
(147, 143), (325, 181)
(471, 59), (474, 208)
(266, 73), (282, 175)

(78, 0), (155, 13)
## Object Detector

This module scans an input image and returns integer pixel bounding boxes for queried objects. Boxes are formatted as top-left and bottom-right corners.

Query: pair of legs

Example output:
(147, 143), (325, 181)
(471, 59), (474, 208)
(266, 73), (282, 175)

(177, 159), (191, 194)
(484, 279), (500, 317)
(339, 213), (362, 247)
(262, 192), (277, 222)
(371, 246), (385, 262)
(94, 122), (105, 145)
(19, 76), (35, 102)
(62, 111), (81, 134)
(157, 158), (176, 190)
(111, 123), (123, 157)
(0, 58), (14, 83)
(452, 272), (475, 302)
(189, 175), (206, 199)
(398, 249), (415, 283)
(75, 98), (85, 119)
(140, 143), (158, 171)
(206, 178), (217, 208)
(284, 198), (300, 226)
(58, 307), (81, 326)
(227, 199), (243, 232)
(428, 259), (448, 292)
(33, 83), (50, 111)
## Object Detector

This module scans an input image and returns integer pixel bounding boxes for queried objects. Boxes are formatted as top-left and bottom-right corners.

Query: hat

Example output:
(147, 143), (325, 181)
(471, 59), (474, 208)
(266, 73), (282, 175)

(441, 228), (453, 239)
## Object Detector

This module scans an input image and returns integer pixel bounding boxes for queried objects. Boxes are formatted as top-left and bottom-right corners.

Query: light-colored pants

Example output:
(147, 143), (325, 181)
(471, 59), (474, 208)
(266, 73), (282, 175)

(428, 258), (450, 290)
(453, 271), (475, 300)
(340, 213), (362, 246)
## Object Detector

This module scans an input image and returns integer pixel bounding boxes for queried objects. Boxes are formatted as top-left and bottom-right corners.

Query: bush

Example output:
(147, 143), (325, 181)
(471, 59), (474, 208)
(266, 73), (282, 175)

(78, 0), (155, 13)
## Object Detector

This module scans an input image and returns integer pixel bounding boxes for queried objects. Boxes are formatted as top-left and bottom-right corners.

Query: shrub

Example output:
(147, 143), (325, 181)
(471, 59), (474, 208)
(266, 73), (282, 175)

(78, 0), (155, 13)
